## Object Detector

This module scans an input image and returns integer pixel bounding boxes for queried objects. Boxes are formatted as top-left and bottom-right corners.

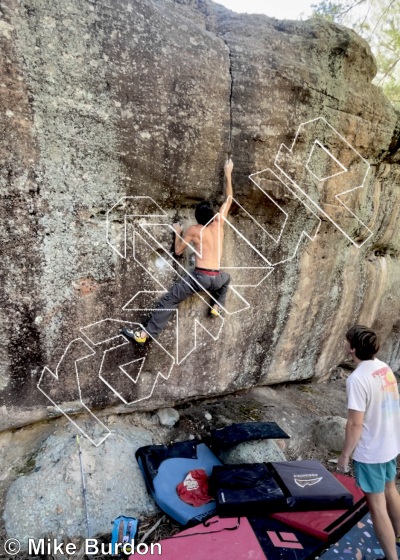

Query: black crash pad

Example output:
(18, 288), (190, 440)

(270, 460), (353, 510)
(209, 422), (290, 451)
(210, 463), (287, 517)
(210, 460), (353, 518)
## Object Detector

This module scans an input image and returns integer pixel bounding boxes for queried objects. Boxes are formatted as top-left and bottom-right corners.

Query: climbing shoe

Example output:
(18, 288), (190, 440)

(210, 306), (221, 318)
(120, 327), (148, 345)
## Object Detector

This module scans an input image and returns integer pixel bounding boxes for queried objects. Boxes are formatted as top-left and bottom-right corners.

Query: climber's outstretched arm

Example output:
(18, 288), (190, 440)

(219, 159), (233, 223)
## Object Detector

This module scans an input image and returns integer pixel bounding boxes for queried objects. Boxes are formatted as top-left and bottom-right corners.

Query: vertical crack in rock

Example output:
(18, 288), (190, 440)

(225, 41), (234, 157)
(200, 5), (234, 158)
(197, 3), (234, 155)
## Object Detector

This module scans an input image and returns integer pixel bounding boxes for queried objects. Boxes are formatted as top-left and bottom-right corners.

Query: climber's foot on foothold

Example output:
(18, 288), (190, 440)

(210, 304), (222, 318)
(121, 327), (148, 345)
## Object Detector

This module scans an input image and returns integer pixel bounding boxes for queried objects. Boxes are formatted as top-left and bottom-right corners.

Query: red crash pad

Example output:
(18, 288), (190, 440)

(129, 516), (266, 559)
(270, 474), (366, 541)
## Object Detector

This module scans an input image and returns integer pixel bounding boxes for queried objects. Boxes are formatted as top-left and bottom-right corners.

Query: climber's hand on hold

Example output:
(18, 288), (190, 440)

(224, 159), (233, 176)
(172, 222), (183, 235)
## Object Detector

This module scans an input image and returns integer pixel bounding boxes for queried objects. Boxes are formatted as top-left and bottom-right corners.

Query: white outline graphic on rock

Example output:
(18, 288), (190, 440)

(38, 117), (373, 445)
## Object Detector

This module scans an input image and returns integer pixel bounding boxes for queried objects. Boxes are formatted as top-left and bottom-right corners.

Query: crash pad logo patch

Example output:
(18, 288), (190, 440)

(267, 531), (303, 549)
(294, 474), (323, 488)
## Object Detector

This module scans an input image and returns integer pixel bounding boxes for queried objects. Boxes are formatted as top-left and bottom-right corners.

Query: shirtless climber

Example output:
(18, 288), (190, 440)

(122, 159), (234, 344)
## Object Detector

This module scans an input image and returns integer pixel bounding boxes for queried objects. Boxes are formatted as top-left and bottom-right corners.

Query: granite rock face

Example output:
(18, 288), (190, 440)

(219, 439), (287, 464)
(313, 415), (347, 452)
(3, 419), (158, 550)
(1, 0), (399, 431)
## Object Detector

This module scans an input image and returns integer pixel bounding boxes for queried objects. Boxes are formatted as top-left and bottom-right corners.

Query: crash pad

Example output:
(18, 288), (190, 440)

(210, 463), (287, 517)
(210, 460), (354, 517)
(271, 474), (367, 541)
(208, 422), (290, 451)
(136, 440), (221, 526)
(129, 516), (266, 559)
(319, 512), (392, 560)
(249, 515), (327, 560)
(270, 460), (353, 510)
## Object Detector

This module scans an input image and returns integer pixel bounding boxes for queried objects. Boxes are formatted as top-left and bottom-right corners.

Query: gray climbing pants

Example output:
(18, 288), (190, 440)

(145, 270), (231, 338)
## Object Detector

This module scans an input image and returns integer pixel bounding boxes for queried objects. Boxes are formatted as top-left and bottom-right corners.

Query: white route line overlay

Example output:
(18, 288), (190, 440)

(274, 116), (373, 248)
(37, 338), (111, 447)
(246, 167), (322, 267)
(38, 117), (374, 445)
(106, 196), (168, 259)
(306, 140), (347, 182)
(79, 319), (175, 404)
(138, 223), (272, 301)
(107, 179), (321, 364)
(130, 231), (226, 365)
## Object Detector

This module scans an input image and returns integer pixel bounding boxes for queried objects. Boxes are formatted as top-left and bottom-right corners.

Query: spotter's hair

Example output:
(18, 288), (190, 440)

(346, 325), (380, 361)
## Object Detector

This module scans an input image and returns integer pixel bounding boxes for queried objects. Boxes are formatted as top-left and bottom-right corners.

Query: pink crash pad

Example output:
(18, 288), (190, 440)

(129, 516), (266, 559)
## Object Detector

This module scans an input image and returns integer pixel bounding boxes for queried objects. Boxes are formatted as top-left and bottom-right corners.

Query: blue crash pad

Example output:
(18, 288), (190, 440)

(136, 440), (222, 526)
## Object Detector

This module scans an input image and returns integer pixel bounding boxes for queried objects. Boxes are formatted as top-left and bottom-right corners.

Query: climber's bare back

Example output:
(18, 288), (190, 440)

(173, 159), (233, 269)
(188, 219), (224, 270)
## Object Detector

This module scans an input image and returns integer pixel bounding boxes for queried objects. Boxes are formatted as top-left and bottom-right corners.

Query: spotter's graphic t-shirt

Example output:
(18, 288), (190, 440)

(347, 358), (400, 463)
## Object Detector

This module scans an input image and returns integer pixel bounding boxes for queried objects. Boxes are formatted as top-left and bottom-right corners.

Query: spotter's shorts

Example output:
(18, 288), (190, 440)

(353, 458), (397, 493)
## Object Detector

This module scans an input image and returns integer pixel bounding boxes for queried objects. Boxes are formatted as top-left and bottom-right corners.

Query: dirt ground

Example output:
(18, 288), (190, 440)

(1, 370), (398, 558)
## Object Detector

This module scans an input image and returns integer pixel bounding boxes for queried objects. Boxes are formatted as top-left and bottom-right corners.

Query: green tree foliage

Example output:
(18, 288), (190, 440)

(311, 0), (400, 108)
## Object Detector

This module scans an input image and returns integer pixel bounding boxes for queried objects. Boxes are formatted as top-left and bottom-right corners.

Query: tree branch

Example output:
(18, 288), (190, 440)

(338, 0), (367, 21)
(371, 0), (397, 35)
(377, 56), (400, 84)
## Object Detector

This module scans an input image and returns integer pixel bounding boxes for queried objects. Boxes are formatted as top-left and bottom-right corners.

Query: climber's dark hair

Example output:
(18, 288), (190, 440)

(195, 200), (215, 225)
(346, 325), (380, 361)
